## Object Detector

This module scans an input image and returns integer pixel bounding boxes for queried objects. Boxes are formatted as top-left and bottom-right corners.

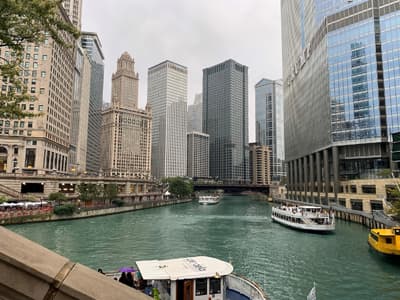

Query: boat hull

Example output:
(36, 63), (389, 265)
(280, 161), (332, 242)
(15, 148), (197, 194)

(271, 214), (335, 232)
(368, 230), (400, 256)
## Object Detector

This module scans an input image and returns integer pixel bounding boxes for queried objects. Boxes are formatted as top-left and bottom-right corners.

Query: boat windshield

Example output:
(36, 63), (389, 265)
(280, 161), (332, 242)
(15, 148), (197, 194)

(394, 228), (400, 235)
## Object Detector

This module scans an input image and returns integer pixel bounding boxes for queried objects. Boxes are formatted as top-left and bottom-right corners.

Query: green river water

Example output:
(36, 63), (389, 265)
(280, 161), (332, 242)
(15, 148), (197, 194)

(8, 196), (400, 300)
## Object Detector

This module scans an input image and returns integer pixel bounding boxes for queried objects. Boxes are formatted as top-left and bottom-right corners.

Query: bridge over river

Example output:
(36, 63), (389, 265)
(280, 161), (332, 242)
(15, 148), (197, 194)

(193, 182), (269, 194)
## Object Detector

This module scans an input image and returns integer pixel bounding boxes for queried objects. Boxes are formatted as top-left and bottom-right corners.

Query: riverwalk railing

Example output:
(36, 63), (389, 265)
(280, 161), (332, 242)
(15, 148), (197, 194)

(272, 197), (399, 229)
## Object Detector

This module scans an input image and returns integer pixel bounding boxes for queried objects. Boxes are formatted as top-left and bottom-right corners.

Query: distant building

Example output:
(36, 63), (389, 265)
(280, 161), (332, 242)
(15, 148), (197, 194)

(101, 53), (151, 178)
(249, 143), (271, 185)
(69, 44), (91, 174)
(187, 132), (209, 178)
(255, 79), (285, 182)
(81, 32), (104, 175)
(0, 7), (75, 174)
(147, 60), (187, 178)
(187, 93), (203, 133)
(203, 59), (249, 183)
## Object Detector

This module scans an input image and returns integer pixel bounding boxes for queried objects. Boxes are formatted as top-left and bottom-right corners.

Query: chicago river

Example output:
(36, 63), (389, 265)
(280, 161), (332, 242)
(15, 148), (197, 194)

(9, 196), (400, 300)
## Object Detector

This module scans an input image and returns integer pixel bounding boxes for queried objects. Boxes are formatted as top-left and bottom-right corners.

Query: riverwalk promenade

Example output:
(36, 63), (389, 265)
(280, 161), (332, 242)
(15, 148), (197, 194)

(0, 198), (192, 225)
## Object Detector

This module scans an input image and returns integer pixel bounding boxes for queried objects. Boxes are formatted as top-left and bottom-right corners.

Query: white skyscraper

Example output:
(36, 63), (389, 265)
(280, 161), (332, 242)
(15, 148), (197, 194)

(187, 93), (202, 133)
(147, 61), (187, 178)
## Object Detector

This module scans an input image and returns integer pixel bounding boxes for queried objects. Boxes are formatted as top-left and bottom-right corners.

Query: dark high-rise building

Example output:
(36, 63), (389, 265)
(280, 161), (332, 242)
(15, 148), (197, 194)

(81, 32), (104, 175)
(281, 0), (400, 203)
(203, 59), (249, 183)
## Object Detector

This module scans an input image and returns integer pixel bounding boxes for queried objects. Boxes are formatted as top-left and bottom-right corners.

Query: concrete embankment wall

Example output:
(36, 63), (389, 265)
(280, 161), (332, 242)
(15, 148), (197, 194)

(0, 226), (151, 300)
(272, 198), (399, 229)
(1, 198), (192, 225)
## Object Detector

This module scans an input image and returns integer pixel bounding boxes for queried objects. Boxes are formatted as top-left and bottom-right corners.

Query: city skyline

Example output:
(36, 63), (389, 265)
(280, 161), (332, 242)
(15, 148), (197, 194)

(81, 0), (282, 142)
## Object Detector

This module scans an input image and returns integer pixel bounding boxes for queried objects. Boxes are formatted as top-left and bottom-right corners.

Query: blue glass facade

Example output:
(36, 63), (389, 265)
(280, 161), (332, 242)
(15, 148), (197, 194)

(281, 0), (400, 203)
(328, 19), (381, 142)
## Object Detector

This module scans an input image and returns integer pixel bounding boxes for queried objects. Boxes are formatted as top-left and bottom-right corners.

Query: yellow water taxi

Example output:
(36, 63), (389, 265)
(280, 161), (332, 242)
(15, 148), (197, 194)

(368, 227), (400, 256)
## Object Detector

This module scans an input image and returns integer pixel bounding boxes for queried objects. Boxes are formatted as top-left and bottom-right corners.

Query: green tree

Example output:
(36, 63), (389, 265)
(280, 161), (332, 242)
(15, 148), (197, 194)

(0, 0), (79, 119)
(48, 192), (67, 205)
(165, 177), (193, 198)
(104, 184), (118, 205)
(0, 195), (7, 203)
(387, 187), (400, 217)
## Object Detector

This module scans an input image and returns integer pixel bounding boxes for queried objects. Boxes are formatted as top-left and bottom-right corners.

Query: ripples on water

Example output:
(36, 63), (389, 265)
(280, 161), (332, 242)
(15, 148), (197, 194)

(9, 196), (400, 300)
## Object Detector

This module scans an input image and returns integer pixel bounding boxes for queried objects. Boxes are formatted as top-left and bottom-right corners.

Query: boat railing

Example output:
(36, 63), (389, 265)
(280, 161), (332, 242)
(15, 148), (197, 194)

(226, 273), (268, 300)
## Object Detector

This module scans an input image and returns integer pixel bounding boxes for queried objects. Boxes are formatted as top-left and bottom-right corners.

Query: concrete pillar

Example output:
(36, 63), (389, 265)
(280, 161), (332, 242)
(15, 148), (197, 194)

(303, 156), (308, 203)
(316, 151), (322, 204)
(298, 158), (303, 201)
(309, 154), (314, 203)
(294, 159), (298, 200)
(333, 146), (339, 201)
(323, 149), (329, 204)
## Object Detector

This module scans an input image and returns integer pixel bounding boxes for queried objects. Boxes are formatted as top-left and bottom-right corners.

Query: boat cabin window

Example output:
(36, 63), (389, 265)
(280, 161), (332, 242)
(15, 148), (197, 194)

(209, 278), (221, 294)
(370, 233), (379, 242)
(395, 229), (400, 235)
(195, 278), (207, 296)
(386, 238), (393, 244)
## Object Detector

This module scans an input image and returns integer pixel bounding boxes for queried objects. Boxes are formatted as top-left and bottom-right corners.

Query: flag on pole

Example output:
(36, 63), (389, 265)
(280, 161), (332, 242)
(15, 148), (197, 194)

(307, 282), (316, 300)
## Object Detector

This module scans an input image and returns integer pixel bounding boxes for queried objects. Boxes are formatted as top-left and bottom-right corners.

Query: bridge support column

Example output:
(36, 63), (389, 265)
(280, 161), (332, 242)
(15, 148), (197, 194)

(303, 156), (308, 203)
(309, 154), (315, 204)
(333, 146), (339, 202)
(323, 149), (329, 204)
(298, 158), (303, 202)
(294, 159), (298, 200)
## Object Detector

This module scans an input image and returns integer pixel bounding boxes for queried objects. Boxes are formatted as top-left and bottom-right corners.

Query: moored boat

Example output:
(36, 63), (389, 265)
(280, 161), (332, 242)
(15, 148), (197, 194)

(368, 227), (400, 256)
(106, 256), (267, 300)
(199, 195), (220, 205)
(271, 205), (335, 232)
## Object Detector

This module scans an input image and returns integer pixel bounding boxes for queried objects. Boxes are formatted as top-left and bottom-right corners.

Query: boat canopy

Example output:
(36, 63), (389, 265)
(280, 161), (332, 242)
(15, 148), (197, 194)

(136, 256), (233, 281)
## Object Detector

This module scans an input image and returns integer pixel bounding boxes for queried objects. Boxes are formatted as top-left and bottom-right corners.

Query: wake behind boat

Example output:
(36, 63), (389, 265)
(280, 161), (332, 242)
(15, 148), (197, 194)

(105, 256), (267, 300)
(271, 205), (335, 232)
(199, 195), (220, 205)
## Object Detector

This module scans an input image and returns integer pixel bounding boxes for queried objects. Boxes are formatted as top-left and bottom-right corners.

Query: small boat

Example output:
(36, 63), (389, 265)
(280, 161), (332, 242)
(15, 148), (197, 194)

(106, 256), (267, 300)
(199, 195), (220, 205)
(368, 227), (400, 256)
(271, 205), (335, 232)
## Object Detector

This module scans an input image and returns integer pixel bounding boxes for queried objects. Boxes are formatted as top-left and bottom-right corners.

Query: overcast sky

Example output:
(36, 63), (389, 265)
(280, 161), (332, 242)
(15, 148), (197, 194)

(81, 0), (282, 141)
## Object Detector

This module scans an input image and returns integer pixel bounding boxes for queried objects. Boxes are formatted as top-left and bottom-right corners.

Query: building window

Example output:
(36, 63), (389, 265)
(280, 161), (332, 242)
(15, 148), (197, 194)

(41, 71), (46, 78)
(30, 87), (36, 93)
(33, 62), (38, 69)
(32, 70), (37, 78)
(350, 185), (357, 193)
(42, 55), (47, 61)
(33, 54), (38, 60)
(371, 201), (383, 211)
(29, 104), (34, 110)
(38, 105), (43, 111)
(20, 121), (24, 128)
(13, 121), (18, 128)
(39, 88), (45, 94)
(362, 185), (376, 194)
(27, 121), (33, 128)
(5, 121), (10, 127)
(350, 199), (363, 211)
(25, 148), (36, 168)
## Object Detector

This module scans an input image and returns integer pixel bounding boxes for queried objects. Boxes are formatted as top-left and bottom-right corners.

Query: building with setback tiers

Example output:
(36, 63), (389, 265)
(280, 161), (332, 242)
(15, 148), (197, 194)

(203, 59), (249, 183)
(147, 60), (187, 179)
(101, 53), (151, 178)
(0, 6), (75, 175)
(282, 0), (400, 210)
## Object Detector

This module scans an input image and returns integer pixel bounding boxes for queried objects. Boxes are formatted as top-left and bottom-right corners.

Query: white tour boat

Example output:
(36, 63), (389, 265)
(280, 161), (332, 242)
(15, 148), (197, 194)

(199, 195), (220, 205)
(107, 256), (267, 300)
(271, 205), (335, 232)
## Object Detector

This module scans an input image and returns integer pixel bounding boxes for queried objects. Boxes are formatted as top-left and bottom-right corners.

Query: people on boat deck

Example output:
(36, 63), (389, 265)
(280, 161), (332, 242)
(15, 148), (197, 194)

(119, 272), (128, 285)
(126, 272), (134, 287)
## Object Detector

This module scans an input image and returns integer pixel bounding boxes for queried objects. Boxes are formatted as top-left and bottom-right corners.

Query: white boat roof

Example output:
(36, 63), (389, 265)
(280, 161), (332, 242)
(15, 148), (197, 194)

(136, 256), (233, 281)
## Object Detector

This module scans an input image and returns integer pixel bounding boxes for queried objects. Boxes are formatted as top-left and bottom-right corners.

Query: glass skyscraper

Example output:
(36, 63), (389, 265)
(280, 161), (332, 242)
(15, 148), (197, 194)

(282, 0), (400, 203)
(255, 79), (285, 182)
(203, 59), (249, 183)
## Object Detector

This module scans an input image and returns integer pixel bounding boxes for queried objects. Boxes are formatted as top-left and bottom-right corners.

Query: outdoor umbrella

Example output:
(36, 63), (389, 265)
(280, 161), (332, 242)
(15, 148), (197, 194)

(119, 267), (135, 273)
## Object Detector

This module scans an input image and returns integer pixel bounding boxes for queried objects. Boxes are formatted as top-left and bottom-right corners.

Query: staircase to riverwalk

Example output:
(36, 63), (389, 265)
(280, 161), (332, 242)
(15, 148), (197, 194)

(0, 184), (21, 199)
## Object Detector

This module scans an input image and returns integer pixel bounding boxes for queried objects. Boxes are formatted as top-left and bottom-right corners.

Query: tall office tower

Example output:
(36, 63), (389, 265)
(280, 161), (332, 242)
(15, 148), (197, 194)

(62, 0), (82, 30)
(282, 0), (400, 204)
(101, 53), (152, 178)
(69, 45), (91, 174)
(203, 59), (249, 183)
(187, 132), (209, 178)
(81, 32), (104, 175)
(249, 143), (271, 185)
(255, 79), (285, 182)
(147, 60), (187, 179)
(0, 8), (75, 174)
(187, 93), (203, 132)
